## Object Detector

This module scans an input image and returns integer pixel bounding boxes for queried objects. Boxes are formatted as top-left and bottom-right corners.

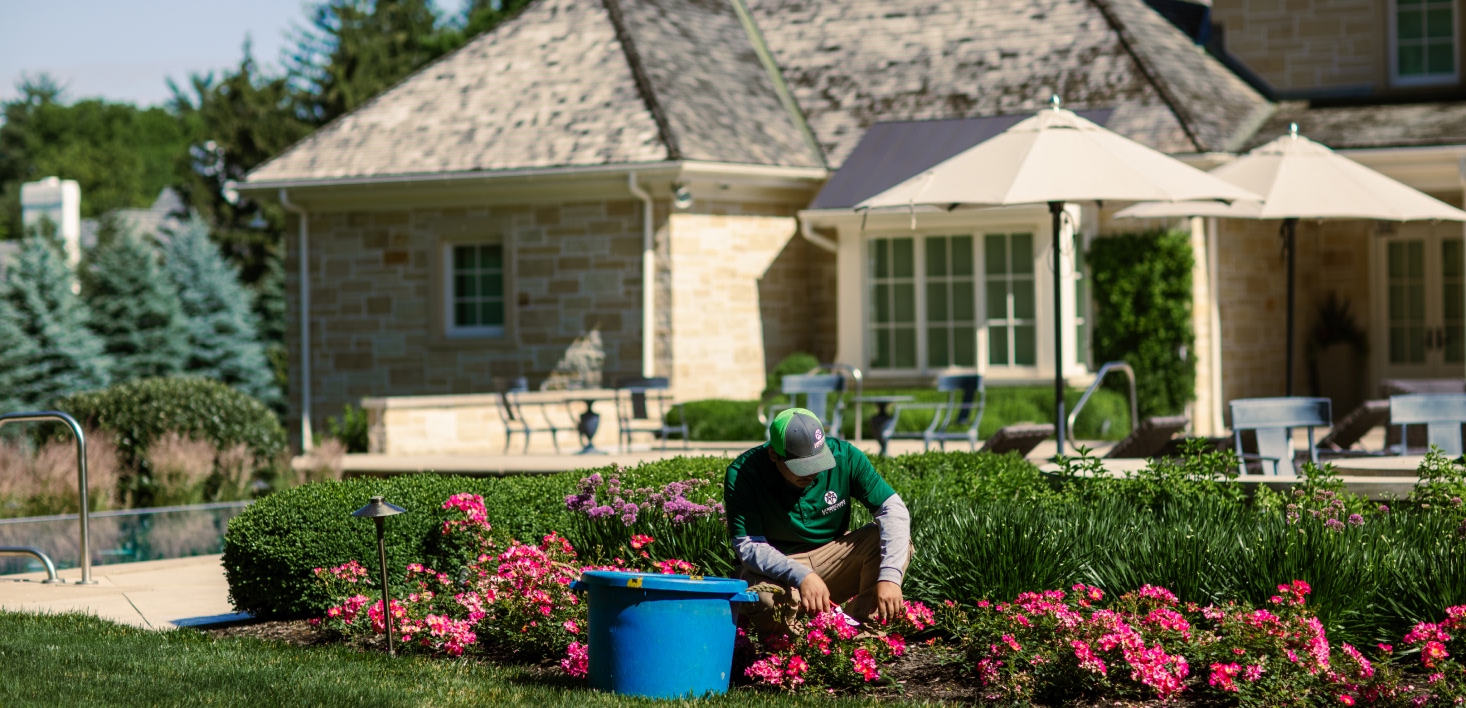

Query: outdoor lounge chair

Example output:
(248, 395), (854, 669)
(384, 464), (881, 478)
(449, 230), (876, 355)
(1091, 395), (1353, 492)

(1316, 400), (1391, 454)
(1229, 397), (1331, 475)
(1103, 415), (1190, 459)
(1389, 394), (1466, 456)
(977, 423), (1054, 457)
(614, 377), (689, 451)
(882, 374), (986, 452)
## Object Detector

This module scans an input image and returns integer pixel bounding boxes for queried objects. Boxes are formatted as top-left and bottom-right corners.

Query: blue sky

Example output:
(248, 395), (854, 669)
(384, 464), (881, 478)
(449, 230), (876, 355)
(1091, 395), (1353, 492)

(0, 0), (469, 107)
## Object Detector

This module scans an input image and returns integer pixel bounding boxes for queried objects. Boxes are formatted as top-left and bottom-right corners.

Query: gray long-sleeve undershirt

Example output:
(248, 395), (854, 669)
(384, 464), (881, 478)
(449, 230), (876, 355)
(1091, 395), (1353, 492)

(733, 493), (911, 587)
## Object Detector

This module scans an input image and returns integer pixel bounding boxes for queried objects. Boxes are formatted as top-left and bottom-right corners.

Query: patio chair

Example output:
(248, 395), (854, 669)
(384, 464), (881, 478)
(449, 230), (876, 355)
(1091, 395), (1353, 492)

(1104, 415), (1190, 459)
(763, 373), (846, 438)
(496, 383), (566, 454)
(977, 423), (1054, 457)
(1389, 394), (1466, 456)
(881, 375), (986, 451)
(614, 377), (689, 451)
(1228, 397), (1331, 475)
(1316, 400), (1391, 455)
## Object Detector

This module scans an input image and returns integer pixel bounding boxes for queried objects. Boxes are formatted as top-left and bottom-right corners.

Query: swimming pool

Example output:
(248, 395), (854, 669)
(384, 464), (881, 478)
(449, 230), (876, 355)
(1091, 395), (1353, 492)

(0, 501), (250, 575)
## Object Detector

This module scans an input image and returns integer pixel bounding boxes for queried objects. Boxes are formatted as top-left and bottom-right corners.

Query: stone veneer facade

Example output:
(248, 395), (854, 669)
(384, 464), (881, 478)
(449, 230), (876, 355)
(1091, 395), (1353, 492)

(1212, 0), (1384, 94)
(284, 195), (835, 446)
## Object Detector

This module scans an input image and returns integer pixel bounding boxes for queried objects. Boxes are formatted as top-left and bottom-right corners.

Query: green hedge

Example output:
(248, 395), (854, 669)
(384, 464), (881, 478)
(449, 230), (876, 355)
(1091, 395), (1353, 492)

(671, 386), (1132, 442)
(55, 376), (286, 470)
(1088, 230), (1195, 417)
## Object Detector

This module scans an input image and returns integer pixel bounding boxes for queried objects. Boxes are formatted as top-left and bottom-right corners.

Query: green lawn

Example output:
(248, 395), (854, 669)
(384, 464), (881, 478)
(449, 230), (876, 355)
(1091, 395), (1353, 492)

(0, 612), (935, 708)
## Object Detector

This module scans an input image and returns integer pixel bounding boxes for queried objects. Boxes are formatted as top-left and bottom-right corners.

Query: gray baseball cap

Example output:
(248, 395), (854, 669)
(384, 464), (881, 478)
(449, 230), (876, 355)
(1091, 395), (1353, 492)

(769, 408), (835, 476)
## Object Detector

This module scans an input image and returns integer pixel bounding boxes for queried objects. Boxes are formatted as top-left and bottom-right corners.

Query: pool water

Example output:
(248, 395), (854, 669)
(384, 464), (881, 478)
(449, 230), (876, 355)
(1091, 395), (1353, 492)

(0, 501), (250, 575)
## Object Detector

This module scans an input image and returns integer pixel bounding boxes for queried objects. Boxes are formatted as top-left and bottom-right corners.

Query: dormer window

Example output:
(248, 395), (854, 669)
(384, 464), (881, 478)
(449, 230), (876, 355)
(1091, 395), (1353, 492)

(1394, 0), (1459, 86)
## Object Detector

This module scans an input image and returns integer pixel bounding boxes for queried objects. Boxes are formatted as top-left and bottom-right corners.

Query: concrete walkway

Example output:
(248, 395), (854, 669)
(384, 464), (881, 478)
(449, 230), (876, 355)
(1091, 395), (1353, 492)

(0, 554), (242, 629)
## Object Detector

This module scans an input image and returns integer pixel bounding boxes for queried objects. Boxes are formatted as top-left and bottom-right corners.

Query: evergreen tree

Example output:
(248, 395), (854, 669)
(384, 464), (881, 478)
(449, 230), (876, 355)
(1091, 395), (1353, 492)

(81, 228), (189, 383)
(289, 0), (449, 122)
(163, 218), (280, 406)
(0, 236), (110, 409)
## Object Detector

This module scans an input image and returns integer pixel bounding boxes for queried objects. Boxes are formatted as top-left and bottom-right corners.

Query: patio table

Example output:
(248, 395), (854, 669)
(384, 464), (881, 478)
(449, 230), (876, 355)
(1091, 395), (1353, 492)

(853, 395), (914, 457)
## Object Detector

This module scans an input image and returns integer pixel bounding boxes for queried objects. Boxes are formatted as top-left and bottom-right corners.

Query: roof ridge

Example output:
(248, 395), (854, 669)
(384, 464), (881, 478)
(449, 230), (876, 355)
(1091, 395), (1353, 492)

(600, 0), (682, 160)
(728, 0), (826, 168)
(1087, 0), (1204, 152)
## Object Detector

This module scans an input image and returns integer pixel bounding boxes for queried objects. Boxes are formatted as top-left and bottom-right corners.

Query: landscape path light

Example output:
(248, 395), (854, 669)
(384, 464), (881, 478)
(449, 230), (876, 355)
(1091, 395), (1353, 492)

(352, 495), (406, 657)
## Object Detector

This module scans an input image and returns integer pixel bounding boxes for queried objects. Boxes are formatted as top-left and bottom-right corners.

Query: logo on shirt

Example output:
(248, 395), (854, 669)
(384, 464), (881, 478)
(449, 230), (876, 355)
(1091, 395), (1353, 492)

(824, 490), (838, 506)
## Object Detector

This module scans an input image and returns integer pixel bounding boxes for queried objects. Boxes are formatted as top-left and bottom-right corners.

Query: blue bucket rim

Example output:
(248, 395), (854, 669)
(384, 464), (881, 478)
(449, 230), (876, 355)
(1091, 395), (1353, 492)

(577, 570), (748, 594)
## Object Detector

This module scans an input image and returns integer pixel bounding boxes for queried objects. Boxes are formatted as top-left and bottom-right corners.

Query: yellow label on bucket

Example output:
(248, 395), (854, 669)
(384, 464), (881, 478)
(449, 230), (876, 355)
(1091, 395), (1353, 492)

(626, 577), (643, 588)
(689, 575), (704, 581)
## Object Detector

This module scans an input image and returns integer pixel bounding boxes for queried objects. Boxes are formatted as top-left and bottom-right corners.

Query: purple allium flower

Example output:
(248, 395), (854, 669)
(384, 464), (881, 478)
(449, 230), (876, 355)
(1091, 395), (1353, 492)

(1347, 513), (1364, 526)
(586, 505), (615, 520)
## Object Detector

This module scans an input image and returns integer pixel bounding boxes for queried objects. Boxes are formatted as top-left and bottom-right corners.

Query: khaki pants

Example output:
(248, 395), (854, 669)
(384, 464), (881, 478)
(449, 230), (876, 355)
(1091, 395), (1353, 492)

(736, 523), (913, 634)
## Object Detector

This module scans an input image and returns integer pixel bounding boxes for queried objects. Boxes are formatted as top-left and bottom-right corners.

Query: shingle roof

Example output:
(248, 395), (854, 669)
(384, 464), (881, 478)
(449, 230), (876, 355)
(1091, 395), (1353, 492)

(1244, 100), (1466, 151)
(249, 0), (669, 183)
(248, 0), (1273, 184)
(744, 0), (1272, 168)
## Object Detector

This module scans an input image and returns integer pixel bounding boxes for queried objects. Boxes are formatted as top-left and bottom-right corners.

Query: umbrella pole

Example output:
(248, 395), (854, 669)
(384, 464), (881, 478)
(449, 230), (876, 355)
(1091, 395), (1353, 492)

(1050, 201), (1066, 453)
(1283, 218), (1298, 396)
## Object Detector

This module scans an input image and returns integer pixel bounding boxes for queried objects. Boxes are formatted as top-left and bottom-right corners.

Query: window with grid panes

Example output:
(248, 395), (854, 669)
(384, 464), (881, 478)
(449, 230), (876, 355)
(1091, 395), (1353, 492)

(449, 244), (506, 336)
(925, 235), (978, 368)
(869, 238), (917, 369)
(985, 233), (1037, 367)
(1388, 240), (1426, 364)
(1397, 0), (1457, 80)
(1445, 240), (1464, 363)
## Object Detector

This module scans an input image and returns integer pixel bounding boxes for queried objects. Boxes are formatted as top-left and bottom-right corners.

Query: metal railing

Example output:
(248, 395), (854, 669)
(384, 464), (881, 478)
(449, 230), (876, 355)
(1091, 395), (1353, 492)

(1066, 362), (1139, 454)
(0, 411), (93, 584)
(0, 546), (61, 583)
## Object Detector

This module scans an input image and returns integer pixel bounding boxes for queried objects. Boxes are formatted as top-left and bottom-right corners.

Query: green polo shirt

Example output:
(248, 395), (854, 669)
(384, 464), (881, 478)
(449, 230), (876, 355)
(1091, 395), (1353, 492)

(724, 438), (897, 554)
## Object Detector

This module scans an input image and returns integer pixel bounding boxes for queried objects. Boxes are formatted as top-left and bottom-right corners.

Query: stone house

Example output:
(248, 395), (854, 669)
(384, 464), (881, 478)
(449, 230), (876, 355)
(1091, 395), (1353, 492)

(237, 0), (1466, 449)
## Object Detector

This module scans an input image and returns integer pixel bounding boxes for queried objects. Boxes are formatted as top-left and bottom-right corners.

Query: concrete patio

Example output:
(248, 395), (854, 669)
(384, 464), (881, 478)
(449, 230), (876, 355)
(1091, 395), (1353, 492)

(0, 554), (241, 630)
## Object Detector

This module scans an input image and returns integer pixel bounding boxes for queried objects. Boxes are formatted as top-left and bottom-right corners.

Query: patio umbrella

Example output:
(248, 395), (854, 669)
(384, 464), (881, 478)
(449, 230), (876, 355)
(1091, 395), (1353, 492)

(857, 99), (1258, 453)
(1116, 125), (1466, 395)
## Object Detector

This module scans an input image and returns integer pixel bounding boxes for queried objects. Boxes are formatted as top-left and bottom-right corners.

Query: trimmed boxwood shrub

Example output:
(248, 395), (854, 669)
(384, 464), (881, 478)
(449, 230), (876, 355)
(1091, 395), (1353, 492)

(222, 452), (1040, 618)
(55, 376), (285, 470)
(666, 399), (764, 441)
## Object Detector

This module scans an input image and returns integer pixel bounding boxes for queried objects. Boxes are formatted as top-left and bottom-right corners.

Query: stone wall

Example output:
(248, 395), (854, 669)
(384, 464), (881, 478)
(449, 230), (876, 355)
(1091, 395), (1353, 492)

(284, 199), (670, 444)
(667, 213), (805, 401)
(1211, 0), (1381, 94)
(1214, 218), (1372, 410)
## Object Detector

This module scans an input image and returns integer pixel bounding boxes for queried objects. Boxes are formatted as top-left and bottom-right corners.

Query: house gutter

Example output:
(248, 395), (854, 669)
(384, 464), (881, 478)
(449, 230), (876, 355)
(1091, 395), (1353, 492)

(278, 189), (313, 451)
(233, 161), (825, 193)
(628, 173), (656, 379)
(798, 217), (838, 254)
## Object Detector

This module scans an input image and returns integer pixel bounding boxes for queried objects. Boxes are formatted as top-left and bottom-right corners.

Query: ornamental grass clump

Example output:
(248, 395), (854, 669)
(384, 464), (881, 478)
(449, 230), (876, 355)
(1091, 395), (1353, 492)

(938, 580), (1466, 706)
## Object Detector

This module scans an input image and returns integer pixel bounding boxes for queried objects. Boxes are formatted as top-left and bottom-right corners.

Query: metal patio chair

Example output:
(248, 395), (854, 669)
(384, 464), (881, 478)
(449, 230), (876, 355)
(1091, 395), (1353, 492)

(496, 380), (566, 454)
(761, 373), (846, 439)
(881, 374), (986, 452)
(1389, 394), (1466, 456)
(615, 377), (689, 451)
(1228, 397), (1332, 475)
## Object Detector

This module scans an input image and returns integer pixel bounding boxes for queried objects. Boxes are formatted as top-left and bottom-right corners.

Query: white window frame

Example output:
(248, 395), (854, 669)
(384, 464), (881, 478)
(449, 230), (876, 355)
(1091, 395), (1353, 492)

(443, 241), (507, 338)
(1390, 0), (1460, 87)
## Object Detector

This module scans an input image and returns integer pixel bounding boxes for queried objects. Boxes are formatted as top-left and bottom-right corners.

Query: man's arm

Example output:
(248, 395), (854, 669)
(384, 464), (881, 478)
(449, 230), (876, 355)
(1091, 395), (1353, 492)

(872, 493), (911, 585)
(733, 535), (811, 586)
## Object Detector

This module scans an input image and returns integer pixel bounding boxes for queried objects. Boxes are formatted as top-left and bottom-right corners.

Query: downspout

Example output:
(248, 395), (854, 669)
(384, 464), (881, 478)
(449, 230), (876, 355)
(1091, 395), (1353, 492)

(799, 217), (838, 253)
(279, 189), (313, 451)
(628, 173), (655, 379)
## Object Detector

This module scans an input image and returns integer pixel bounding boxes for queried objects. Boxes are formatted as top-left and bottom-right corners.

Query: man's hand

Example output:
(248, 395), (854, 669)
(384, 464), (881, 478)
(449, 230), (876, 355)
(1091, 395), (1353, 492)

(875, 580), (903, 622)
(799, 573), (831, 615)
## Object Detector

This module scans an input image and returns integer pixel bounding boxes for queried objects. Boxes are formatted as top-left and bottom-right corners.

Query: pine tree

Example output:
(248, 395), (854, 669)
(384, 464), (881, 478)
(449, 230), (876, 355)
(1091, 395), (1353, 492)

(82, 229), (189, 383)
(163, 218), (281, 407)
(0, 236), (110, 409)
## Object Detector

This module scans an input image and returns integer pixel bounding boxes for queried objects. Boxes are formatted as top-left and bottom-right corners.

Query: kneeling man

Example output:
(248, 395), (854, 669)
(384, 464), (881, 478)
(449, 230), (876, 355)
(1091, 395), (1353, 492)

(724, 408), (912, 631)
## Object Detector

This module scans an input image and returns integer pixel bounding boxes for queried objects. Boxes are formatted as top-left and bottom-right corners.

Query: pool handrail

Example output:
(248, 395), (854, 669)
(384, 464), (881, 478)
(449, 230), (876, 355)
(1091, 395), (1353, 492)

(1066, 362), (1139, 453)
(0, 411), (93, 584)
(0, 546), (62, 583)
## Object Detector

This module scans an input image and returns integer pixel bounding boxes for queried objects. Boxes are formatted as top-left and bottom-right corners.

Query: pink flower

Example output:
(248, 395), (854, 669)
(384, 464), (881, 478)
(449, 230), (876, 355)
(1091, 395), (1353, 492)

(1071, 640), (1108, 676)
(1001, 634), (1022, 652)
(1137, 585), (1179, 606)
(1209, 662), (1242, 692)
(904, 601), (935, 630)
(1339, 695), (1356, 705)
(1243, 664), (1265, 682)
(654, 559), (694, 575)
(629, 534), (654, 550)
(851, 648), (880, 682)
(560, 642), (589, 678)
(1378, 644), (1393, 654)
(562, 619), (580, 634)
(785, 655), (808, 686)
(1422, 640), (1450, 668)
(882, 634), (907, 657)
(745, 655), (784, 686)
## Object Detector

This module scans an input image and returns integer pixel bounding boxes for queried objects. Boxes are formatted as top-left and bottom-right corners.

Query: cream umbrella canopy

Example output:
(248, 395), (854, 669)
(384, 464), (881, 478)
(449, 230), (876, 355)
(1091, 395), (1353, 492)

(857, 100), (1258, 453)
(1116, 125), (1466, 395)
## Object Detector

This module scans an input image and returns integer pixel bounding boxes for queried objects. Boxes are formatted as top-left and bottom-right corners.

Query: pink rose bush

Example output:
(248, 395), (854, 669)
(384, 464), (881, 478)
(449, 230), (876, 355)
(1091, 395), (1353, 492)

(313, 493), (698, 673)
(937, 580), (1466, 705)
(742, 600), (934, 692)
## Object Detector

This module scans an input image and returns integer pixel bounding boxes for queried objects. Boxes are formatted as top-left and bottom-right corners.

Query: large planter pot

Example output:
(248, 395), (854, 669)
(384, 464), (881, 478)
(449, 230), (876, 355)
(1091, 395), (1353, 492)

(1315, 342), (1362, 419)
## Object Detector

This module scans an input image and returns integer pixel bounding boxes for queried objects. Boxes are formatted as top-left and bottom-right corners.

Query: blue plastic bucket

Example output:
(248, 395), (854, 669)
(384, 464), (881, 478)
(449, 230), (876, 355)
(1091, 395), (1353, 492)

(570, 571), (756, 699)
